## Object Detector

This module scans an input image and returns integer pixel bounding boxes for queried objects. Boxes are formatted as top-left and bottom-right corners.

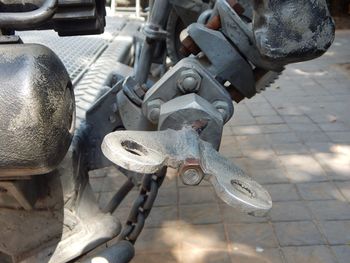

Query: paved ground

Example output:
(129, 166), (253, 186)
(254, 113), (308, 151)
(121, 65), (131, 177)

(89, 30), (350, 263)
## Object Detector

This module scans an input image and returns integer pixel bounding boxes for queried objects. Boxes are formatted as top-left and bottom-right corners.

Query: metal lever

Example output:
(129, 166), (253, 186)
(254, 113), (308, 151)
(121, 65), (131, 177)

(102, 129), (272, 216)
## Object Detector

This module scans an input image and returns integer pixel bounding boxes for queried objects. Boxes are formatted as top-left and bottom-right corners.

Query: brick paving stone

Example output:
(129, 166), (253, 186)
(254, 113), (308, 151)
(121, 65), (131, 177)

(282, 115), (313, 124)
(307, 200), (350, 221)
(269, 201), (312, 222)
(296, 182), (345, 201)
(132, 252), (179, 263)
(220, 136), (242, 158)
(236, 135), (271, 148)
(279, 155), (329, 183)
(327, 131), (350, 143)
(181, 224), (227, 251)
(319, 122), (350, 132)
(332, 245), (350, 263)
(230, 248), (285, 263)
(272, 143), (309, 155)
(295, 131), (331, 143)
(113, 206), (131, 223)
(274, 221), (325, 246)
(154, 188), (178, 207)
(264, 184), (300, 202)
(179, 203), (221, 225)
(222, 126), (234, 136)
(335, 181), (350, 201)
(135, 227), (180, 253)
(249, 168), (290, 185)
(179, 186), (217, 205)
(288, 122), (322, 132)
(226, 223), (278, 249)
(319, 221), (350, 245)
(305, 142), (336, 153)
(232, 125), (263, 135)
(314, 152), (350, 181)
(246, 103), (278, 117)
(282, 246), (338, 263)
(146, 207), (178, 228)
(265, 133), (300, 144)
(256, 115), (284, 125)
(220, 203), (268, 224)
(181, 250), (231, 263)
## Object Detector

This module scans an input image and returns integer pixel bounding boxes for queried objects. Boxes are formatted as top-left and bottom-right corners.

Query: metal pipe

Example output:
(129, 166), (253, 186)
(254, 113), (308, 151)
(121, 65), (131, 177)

(103, 179), (135, 214)
(134, 0), (171, 85)
(0, 0), (57, 29)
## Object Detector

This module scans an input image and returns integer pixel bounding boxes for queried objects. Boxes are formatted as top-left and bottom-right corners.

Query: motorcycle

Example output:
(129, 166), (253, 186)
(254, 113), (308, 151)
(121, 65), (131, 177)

(0, 0), (335, 262)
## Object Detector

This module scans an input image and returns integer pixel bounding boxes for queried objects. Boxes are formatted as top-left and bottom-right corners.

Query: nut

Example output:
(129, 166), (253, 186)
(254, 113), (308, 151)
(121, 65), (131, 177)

(177, 69), (202, 94)
(213, 100), (231, 122)
(146, 99), (163, 124)
(178, 159), (204, 186)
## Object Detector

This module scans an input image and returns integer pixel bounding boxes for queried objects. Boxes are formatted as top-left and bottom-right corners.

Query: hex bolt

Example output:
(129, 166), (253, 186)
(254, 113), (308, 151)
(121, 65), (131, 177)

(177, 69), (202, 94)
(146, 99), (163, 124)
(181, 168), (204, 186)
(213, 101), (231, 122)
(149, 107), (160, 123)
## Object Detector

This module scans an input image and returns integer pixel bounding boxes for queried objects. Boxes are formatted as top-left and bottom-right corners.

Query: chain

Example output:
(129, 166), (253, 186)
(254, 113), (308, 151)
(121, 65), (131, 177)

(119, 167), (166, 244)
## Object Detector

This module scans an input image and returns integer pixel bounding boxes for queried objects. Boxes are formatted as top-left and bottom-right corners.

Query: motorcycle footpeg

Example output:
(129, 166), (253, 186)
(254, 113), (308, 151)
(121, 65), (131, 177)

(102, 129), (272, 217)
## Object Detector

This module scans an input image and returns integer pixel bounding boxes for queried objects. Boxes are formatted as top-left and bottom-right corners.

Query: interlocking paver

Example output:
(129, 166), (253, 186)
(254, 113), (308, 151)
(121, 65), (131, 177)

(226, 223), (278, 249)
(269, 201), (312, 222)
(264, 184), (300, 202)
(332, 245), (350, 263)
(179, 203), (221, 225)
(249, 168), (290, 185)
(181, 224), (227, 251)
(307, 200), (350, 221)
(335, 181), (350, 201)
(282, 246), (338, 263)
(181, 250), (231, 263)
(220, 203), (268, 224)
(296, 182), (345, 201)
(230, 248), (285, 263)
(319, 221), (350, 245)
(146, 207), (178, 228)
(272, 143), (309, 155)
(274, 221), (325, 246)
(256, 115), (284, 125)
(179, 187), (217, 205)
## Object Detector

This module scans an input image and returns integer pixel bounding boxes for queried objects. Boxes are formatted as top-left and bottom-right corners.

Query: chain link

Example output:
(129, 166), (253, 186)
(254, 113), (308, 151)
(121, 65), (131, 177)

(119, 168), (166, 244)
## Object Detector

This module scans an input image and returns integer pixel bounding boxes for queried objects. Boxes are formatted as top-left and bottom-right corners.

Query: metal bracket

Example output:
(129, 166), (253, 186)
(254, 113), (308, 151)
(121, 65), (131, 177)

(101, 129), (272, 217)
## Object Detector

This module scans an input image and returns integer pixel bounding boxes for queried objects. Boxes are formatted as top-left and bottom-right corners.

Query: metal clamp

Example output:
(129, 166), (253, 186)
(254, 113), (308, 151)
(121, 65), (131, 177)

(102, 129), (272, 217)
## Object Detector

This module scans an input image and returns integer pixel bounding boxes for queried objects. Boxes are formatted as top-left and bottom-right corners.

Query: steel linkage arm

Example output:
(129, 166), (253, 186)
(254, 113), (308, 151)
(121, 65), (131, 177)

(101, 128), (272, 217)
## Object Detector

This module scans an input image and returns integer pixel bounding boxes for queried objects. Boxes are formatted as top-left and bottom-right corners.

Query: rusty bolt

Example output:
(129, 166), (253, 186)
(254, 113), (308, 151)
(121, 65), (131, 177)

(178, 159), (204, 186)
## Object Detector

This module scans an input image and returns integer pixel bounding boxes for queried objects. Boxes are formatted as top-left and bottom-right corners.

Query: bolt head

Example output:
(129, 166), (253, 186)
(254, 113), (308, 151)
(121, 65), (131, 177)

(149, 108), (160, 123)
(146, 99), (163, 124)
(177, 69), (202, 94)
(182, 168), (203, 186)
(213, 101), (231, 122)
